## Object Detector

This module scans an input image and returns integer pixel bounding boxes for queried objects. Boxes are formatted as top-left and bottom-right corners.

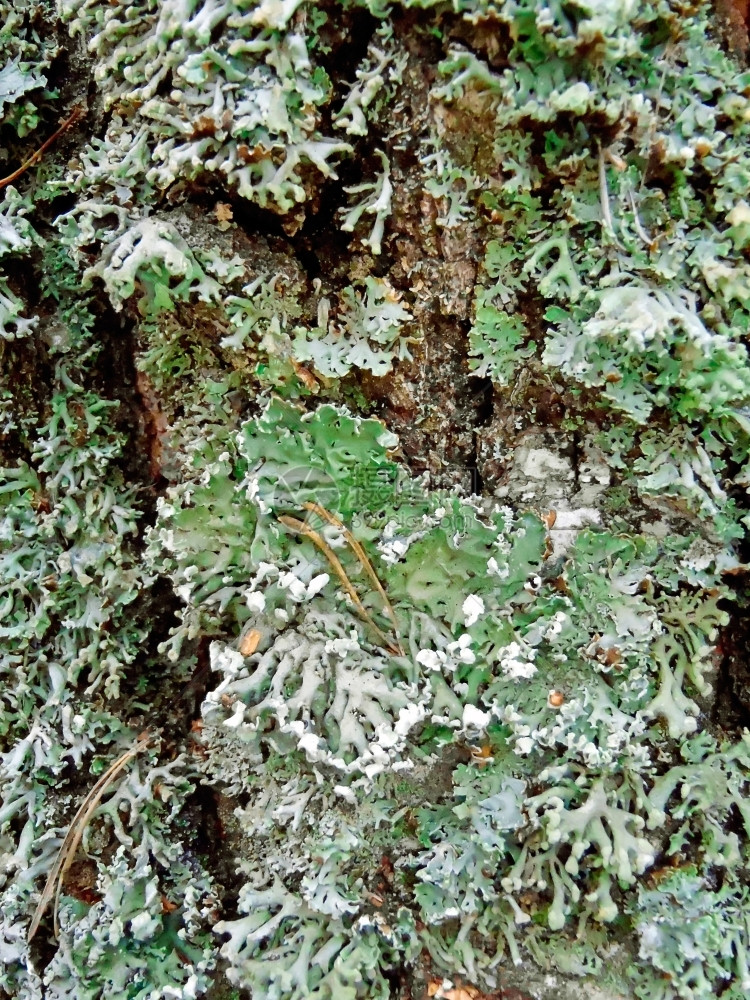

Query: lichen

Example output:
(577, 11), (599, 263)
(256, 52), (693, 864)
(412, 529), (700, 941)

(3, 1), (750, 998)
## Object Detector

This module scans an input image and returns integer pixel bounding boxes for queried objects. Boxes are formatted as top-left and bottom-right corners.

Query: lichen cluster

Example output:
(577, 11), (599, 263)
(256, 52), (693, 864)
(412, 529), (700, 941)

(2, 2), (750, 999)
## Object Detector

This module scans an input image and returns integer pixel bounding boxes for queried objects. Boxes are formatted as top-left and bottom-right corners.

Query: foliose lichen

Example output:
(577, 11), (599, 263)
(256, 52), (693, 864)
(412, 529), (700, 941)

(3, 1), (750, 998)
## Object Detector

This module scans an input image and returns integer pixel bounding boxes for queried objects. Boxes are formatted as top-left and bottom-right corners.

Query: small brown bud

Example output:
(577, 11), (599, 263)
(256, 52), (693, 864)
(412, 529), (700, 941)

(239, 629), (262, 656)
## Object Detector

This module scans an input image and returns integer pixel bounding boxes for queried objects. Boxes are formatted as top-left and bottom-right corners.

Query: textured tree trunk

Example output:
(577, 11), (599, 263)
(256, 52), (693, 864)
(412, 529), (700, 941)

(2, 3), (750, 999)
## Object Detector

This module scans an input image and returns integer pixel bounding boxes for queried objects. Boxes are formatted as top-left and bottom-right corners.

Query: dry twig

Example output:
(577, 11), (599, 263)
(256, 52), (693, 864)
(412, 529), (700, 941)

(0, 105), (83, 192)
(278, 513), (401, 654)
(27, 730), (153, 942)
(301, 500), (404, 654)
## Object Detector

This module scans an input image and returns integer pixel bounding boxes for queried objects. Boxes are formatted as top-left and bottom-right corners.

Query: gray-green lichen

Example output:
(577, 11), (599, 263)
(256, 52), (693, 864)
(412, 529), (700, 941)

(2, 1), (750, 999)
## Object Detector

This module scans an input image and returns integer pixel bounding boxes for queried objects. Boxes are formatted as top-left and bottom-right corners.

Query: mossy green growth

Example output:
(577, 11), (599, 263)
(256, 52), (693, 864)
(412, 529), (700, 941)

(0, 0), (57, 138)
(455, 0), (750, 541)
(3, 1), (750, 999)
(149, 394), (745, 995)
(631, 864), (750, 999)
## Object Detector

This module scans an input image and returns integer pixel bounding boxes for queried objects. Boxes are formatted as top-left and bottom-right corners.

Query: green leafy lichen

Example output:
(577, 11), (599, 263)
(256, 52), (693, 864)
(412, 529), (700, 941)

(3, 2), (750, 999)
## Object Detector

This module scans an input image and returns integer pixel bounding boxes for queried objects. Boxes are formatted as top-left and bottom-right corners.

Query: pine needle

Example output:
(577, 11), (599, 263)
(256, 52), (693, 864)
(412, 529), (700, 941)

(27, 730), (152, 942)
(278, 513), (400, 654)
(301, 501), (404, 655)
